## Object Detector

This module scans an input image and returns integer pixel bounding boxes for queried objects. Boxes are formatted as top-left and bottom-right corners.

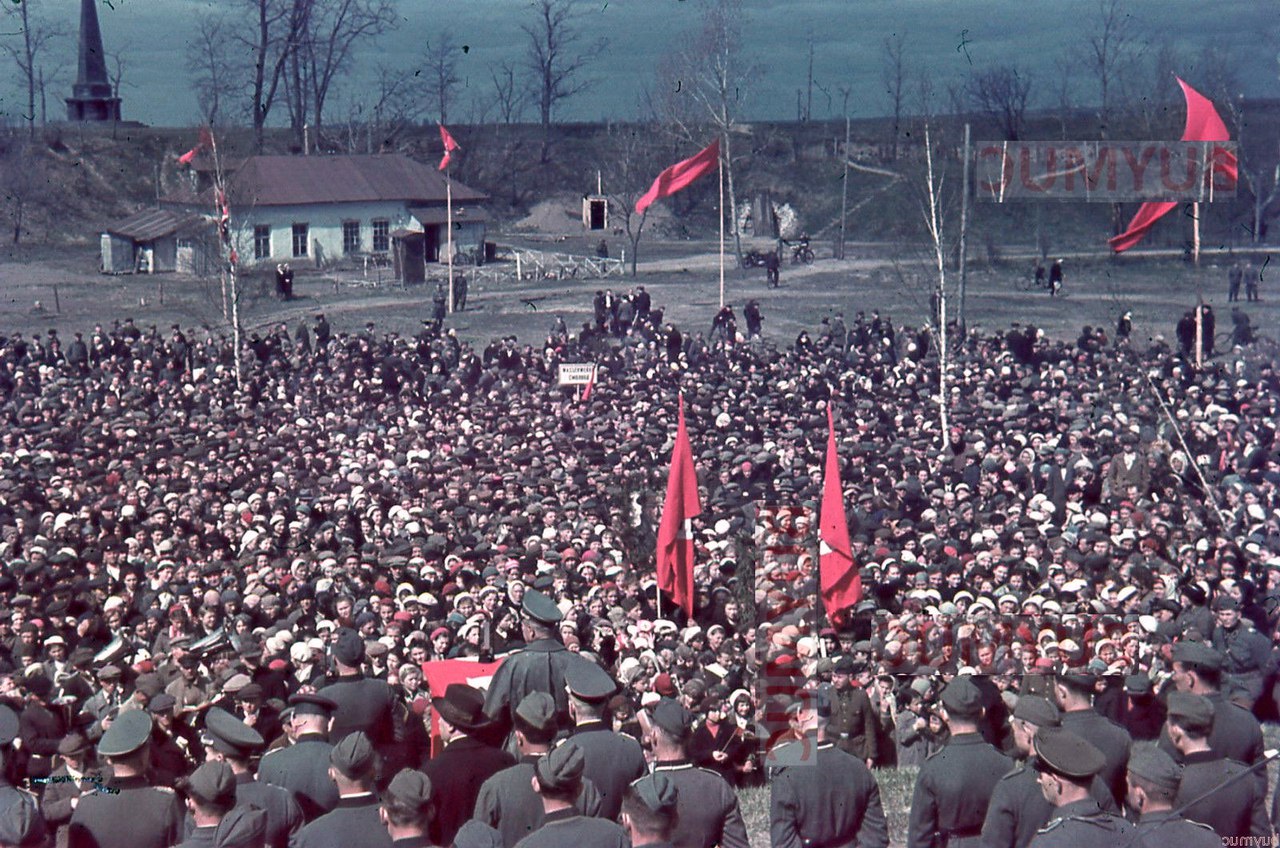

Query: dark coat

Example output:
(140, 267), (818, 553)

(980, 757), (1118, 848)
(570, 721), (647, 820)
(292, 794), (393, 848)
(511, 808), (627, 848)
(651, 759), (750, 848)
(1058, 709), (1130, 808)
(68, 775), (183, 848)
(420, 734), (514, 847)
(907, 732), (1013, 848)
(233, 773), (303, 848)
(1132, 811), (1221, 848)
(480, 639), (598, 733)
(473, 755), (603, 848)
(1027, 798), (1132, 848)
(827, 685), (879, 761)
(769, 737), (888, 848)
(1176, 749), (1270, 840)
(256, 734), (338, 822)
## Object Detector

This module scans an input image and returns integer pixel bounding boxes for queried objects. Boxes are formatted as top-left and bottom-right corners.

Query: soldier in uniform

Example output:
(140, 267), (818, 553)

(1209, 594), (1274, 709)
(1052, 672), (1130, 808)
(512, 742), (626, 848)
(907, 676), (1012, 848)
(482, 591), (596, 734)
(648, 699), (749, 848)
(68, 711), (183, 848)
(292, 732), (392, 848)
(378, 769), (436, 848)
(1026, 727), (1132, 848)
(827, 656), (878, 765)
(473, 693), (602, 848)
(769, 690), (888, 848)
(982, 696), (1117, 848)
(318, 629), (402, 776)
(175, 761), (237, 848)
(1166, 692), (1270, 841)
(202, 708), (303, 848)
(422, 684), (514, 846)
(565, 662), (645, 820)
(257, 693), (339, 821)
(0, 706), (44, 844)
(1159, 641), (1264, 790)
(620, 774), (678, 848)
(0, 799), (46, 848)
(1125, 748), (1219, 848)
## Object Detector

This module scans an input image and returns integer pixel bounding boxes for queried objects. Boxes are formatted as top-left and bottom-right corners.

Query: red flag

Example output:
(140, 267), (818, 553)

(635, 140), (720, 215)
(580, 365), (595, 402)
(438, 124), (460, 171)
(819, 406), (861, 614)
(422, 658), (503, 758)
(1110, 78), (1239, 252)
(178, 127), (214, 165)
(656, 394), (701, 615)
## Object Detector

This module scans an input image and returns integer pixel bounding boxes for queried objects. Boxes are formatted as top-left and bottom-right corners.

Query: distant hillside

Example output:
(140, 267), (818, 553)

(3, 102), (1278, 256)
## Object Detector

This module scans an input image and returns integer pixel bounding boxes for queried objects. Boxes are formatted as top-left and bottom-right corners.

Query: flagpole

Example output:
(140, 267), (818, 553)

(718, 145), (725, 309)
(447, 177), (455, 314)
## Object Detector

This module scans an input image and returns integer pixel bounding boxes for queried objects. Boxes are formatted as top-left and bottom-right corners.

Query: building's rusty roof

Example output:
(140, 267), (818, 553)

(105, 208), (207, 241)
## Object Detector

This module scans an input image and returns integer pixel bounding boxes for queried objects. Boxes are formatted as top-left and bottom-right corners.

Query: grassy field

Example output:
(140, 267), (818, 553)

(1, 236), (1276, 351)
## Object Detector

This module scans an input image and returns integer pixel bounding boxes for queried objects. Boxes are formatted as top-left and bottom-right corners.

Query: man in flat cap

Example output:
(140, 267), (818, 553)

(1027, 727), (1131, 848)
(620, 774), (678, 848)
(379, 769), (435, 848)
(69, 711), (183, 848)
(202, 708), (302, 848)
(483, 591), (597, 735)
(1051, 672), (1130, 808)
(41, 732), (100, 848)
(1209, 594), (1273, 709)
(257, 693), (340, 822)
(1165, 692), (1269, 840)
(474, 693), (602, 848)
(176, 761), (238, 848)
(982, 695), (1117, 848)
(1160, 640), (1265, 788)
(293, 732), (392, 848)
(513, 742), (626, 848)
(769, 689), (888, 848)
(648, 698), (748, 848)
(908, 676), (1012, 848)
(317, 628), (403, 775)
(422, 684), (514, 846)
(1125, 748), (1219, 848)
(827, 656), (879, 766)
(564, 661), (645, 821)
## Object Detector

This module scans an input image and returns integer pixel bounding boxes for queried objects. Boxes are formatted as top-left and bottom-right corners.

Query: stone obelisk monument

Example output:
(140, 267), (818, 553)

(66, 0), (121, 121)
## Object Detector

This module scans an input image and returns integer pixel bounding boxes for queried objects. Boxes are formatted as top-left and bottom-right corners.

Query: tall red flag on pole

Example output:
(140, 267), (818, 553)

(1109, 77), (1239, 252)
(438, 124), (460, 171)
(819, 406), (861, 614)
(656, 394), (701, 616)
(635, 140), (720, 215)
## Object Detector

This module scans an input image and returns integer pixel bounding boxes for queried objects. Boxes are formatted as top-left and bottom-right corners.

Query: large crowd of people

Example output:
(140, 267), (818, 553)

(0, 291), (1276, 848)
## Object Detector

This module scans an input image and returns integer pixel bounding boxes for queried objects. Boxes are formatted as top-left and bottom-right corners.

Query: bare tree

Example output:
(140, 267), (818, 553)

(966, 65), (1033, 140)
(188, 13), (246, 127)
(1084, 0), (1144, 134)
(1, 2), (64, 139)
(340, 65), (422, 153)
(521, 0), (607, 162)
(652, 0), (758, 266)
(599, 126), (667, 275)
(0, 138), (49, 244)
(881, 32), (908, 161)
(235, 0), (312, 153)
(490, 60), (527, 125)
(423, 31), (463, 124)
(299, 0), (397, 143)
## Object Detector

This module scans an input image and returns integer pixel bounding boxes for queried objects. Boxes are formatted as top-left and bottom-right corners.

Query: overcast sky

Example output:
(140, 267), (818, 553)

(4, 0), (1277, 129)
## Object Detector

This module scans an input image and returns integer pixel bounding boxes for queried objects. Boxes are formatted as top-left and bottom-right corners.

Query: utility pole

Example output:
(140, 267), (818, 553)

(958, 123), (971, 333)
(838, 86), (852, 261)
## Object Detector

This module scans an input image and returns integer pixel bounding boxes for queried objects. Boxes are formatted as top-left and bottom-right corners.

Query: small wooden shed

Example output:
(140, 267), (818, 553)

(101, 208), (210, 274)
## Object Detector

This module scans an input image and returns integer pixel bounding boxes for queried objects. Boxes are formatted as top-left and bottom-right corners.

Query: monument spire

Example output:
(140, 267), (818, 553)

(66, 0), (121, 121)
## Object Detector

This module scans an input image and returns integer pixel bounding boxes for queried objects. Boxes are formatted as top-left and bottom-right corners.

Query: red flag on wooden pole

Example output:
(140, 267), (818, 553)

(819, 406), (861, 614)
(656, 394), (701, 616)
(1109, 78), (1238, 252)
(438, 124), (460, 171)
(635, 140), (720, 215)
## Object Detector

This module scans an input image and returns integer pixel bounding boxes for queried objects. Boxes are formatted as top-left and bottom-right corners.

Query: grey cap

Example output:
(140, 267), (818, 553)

(1033, 727), (1105, 779)
(630, 772), (678, 815)
(1127, 748), (1182, 793)
(650, 698), (693, 740)
(521, 590), (563, 625)
(514, 692), (557, 735)
(452, 821), (503, 848)
(98, 710), (153, 758)
(213, 806), (268, 848)
(330, 731), (377, 778)
(183, 761), (236, 806)
(385, 768), (433, 811)
(1012, 695), (1060, 728)
(534, 741), (586, 793)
